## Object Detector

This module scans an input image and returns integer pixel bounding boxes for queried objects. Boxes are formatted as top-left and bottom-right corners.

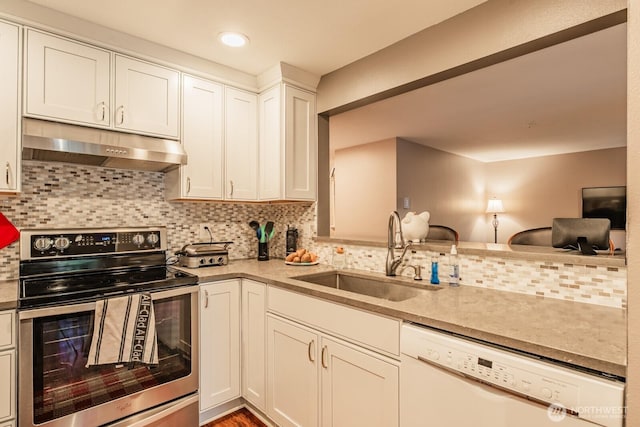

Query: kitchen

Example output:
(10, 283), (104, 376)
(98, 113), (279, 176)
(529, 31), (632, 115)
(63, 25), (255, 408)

(0, 0), (638, 426)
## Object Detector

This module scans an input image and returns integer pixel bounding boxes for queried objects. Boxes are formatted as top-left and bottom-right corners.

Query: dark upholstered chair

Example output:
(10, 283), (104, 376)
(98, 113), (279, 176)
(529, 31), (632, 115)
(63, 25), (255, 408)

(507, 227), (553, 246)
(426, 225), (459, 242)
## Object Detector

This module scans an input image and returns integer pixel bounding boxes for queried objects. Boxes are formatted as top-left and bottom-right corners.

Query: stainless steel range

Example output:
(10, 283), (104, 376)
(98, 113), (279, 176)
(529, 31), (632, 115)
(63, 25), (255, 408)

(18, 227), (199, 427)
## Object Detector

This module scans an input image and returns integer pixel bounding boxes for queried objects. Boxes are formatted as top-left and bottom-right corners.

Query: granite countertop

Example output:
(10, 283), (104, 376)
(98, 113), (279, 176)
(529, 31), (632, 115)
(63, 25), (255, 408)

(183, 259), (627, 377)
(1, 259), (625, 377)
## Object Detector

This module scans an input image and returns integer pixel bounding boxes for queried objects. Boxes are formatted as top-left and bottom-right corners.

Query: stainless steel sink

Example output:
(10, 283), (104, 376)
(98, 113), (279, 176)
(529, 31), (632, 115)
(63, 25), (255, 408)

(292, 270), (442, 302)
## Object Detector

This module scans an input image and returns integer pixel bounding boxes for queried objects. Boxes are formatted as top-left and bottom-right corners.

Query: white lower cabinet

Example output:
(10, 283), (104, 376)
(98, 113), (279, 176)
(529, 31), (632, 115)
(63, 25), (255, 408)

(0, 311), (15, 425)
(267, 315), (319, 427)
(266, 314), (399, 427)
(199, 280), (241, 412)
(241, 279), (267, 411)
(320, 336), (398, 427)
(0, 350), (15, 424)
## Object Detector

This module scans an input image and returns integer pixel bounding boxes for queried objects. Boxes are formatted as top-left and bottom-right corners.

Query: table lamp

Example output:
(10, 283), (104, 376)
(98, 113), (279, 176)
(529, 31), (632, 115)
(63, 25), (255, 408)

(486, 198), (505, 244)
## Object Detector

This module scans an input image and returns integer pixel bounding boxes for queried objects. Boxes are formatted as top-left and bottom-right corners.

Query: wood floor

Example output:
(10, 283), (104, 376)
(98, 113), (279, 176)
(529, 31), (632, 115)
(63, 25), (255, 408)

(203, 408), (266, 427)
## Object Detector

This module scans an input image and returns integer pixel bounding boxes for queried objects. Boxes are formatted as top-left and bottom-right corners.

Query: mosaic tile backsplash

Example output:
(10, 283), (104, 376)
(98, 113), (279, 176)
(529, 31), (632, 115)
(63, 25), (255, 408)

(0, 161), (627, 309)
(312, 243), (627, 309)
(0, 161), (316, 280)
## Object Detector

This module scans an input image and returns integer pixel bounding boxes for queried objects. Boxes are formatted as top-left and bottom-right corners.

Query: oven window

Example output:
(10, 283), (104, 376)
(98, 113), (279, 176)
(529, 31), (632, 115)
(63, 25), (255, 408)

(32, 294), (192, 424)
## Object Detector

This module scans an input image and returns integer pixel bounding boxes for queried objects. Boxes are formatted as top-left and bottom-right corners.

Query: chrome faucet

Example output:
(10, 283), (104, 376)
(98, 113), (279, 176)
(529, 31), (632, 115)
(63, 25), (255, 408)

(386, 211), (411, 276)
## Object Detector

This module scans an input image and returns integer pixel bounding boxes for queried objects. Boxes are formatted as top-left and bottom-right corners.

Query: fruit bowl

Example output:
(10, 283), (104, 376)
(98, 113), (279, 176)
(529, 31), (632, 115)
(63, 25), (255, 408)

(285, 260), (319, 266)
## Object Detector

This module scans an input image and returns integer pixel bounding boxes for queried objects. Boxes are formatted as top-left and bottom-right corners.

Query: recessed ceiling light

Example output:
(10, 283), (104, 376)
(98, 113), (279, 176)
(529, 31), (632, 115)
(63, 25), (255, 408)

(219, 32), (249, 47)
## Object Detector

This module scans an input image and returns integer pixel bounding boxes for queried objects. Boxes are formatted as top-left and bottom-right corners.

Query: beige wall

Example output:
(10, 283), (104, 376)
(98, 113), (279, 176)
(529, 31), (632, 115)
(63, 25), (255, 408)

(317, 0), (626, 113)
(333, 142), (625, 244)
(486, 147), (627, 245)
(396, 140), (486, 241)
(332, 139), (397, 240)
(627, 0), (639, 423)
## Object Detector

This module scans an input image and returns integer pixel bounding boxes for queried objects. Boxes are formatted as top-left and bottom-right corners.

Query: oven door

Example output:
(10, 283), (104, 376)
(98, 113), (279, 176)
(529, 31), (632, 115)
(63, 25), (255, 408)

(19, 285), (199, 427)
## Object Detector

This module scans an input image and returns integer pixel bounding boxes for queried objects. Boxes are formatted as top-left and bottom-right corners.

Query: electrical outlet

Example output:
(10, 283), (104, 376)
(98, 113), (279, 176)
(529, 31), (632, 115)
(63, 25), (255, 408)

(199, 223), (214, 242)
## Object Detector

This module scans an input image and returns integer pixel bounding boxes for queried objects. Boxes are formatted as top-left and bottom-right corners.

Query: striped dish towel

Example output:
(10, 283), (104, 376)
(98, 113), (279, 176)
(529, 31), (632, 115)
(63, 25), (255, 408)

(86, 293), (158, 366)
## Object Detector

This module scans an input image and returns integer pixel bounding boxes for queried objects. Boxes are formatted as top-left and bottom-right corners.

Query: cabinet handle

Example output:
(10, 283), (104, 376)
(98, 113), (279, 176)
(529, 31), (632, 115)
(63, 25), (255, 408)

(308, 340), (315, 362)
(187, 177), (191, 194)
(204, 290), (209, 308)
(117, 105), (125, 125)
(229, 180), (234, 197)
(5, 162), (9, 186)
(99, 102), (107, 121)
(321, 345), (328, 369)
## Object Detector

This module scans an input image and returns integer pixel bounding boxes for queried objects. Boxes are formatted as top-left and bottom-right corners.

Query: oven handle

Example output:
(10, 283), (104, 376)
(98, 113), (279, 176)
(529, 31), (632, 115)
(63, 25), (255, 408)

(19, 285), (199, 320)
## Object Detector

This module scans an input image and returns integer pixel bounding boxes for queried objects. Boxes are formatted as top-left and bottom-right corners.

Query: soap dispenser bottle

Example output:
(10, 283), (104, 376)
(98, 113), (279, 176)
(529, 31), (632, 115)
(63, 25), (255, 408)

(430, 254), (440, 285)
(449, 244), (460, 287)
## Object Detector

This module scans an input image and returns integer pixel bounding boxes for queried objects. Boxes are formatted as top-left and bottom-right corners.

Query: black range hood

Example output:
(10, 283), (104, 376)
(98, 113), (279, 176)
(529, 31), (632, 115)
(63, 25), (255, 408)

(22, 118), (187, 172)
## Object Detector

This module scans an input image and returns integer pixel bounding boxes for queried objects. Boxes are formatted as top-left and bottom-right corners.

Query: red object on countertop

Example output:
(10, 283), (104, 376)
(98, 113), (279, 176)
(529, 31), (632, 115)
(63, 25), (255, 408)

(0, 212), (19, 249)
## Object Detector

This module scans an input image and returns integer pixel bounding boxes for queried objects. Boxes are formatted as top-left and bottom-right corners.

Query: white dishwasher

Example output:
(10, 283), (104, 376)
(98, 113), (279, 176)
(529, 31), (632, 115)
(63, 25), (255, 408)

(401, 323), (624, 427)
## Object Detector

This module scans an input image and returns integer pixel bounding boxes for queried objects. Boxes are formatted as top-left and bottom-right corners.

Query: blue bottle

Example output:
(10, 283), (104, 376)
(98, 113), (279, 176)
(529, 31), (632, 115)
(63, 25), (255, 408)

(430, 255), (440, 285)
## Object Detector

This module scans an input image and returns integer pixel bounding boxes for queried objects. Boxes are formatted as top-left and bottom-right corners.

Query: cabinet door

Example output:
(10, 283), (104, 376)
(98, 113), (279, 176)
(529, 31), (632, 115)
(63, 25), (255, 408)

(180, 75), (224, 199)
(199, 281), (240, 411)
(0, 21), (20, 193)
(258, 85), (282, 200)
(25, 29), (110, 127)
(0, 350), (15, 423)
(241, 280), (266, 411)
(321, 337), (398, 427)
(114, 55), (179, 138)
(0, 311), (14, 351)
(267, 315), (319, 427)
(225, 87), (257, 200)
(284, 85), (316, 200)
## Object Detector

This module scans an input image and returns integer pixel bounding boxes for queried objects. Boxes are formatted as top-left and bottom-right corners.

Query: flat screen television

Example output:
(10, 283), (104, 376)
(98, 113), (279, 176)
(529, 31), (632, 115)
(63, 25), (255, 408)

(582, 186), (626, 230)
(551, 218), (610, 255)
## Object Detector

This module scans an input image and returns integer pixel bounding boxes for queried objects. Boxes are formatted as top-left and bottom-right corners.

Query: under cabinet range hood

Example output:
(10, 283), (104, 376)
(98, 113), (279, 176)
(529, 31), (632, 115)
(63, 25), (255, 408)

(22, 118), (187, 172)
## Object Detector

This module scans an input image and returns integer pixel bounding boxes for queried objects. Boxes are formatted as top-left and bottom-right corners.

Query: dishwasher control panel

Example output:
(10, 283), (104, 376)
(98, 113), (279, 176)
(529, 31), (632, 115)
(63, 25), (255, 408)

(413, 332), (579, 408)
(401, 323), (625, 427)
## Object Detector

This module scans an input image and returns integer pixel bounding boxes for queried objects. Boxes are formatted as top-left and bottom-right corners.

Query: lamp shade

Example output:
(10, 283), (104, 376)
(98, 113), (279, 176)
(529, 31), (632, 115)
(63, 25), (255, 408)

(486, 198), (505, 214)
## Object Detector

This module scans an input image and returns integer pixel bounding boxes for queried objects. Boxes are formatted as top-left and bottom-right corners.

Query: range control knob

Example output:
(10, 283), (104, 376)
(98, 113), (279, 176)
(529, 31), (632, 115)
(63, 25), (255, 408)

(132, 234), (145, 246)
(54, 237), (70, 250)
(147, 233), (159, 245)
(34, 237), (53, 251)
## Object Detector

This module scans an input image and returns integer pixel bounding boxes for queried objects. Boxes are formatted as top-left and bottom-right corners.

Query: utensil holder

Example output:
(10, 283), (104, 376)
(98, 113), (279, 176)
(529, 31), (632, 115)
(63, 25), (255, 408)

(258, 241), (269, 261)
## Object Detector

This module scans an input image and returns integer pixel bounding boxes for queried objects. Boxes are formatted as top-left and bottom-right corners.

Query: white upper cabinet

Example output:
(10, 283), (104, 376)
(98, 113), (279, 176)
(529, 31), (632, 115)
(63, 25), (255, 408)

(25, 29), (111, 127)
(258, 85), (282, 200)
(25, 29), (180, 139)
(284, 85), (317, 200)
(0, 20), (20, 193)
(225, 87), (258, 200)
(114, 55), (179, 138)
(259, 83), (317, 201)
(166, 75), (224, 200)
